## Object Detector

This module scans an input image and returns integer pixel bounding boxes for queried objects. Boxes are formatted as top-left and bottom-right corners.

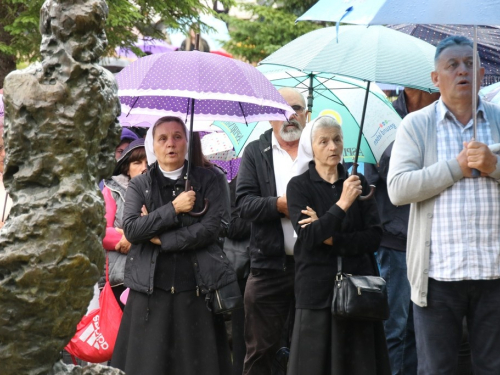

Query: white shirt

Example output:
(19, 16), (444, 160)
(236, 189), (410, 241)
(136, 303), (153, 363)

(159, 164), (184, 180)
(429, 99), (500, 281)
(271, 132), (298, 256)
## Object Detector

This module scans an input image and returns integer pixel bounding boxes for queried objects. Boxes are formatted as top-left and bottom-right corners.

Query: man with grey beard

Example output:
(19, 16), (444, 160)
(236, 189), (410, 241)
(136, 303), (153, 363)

(236, 87), (307, 375)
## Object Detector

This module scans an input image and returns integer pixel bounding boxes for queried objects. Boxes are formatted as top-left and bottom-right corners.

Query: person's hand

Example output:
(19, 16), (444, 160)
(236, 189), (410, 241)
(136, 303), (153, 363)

(0, 221), (4, 230)
(336, 175), (362, 212)
(298, 206), (318, 228)
(114, 228), (131, 254)
(150, 236), (161, 245)
(141, 205), (148, 216)
(457, 146), (473, 178)
(172, 190), (196, 214)
(465, 141), (498, 175)
(277, 194), (289, 218)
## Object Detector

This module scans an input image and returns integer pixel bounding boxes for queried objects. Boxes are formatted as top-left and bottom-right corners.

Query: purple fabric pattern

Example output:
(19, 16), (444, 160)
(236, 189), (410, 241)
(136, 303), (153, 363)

(116, 51), (293, 123)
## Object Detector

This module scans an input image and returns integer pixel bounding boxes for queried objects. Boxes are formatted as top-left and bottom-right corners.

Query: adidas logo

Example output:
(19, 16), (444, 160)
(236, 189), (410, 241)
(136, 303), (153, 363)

(78, 315), (109, 350)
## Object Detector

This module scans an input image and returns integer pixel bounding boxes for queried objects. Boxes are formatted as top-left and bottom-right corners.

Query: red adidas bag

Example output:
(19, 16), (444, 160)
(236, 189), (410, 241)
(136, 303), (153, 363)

(65, 255), (123, 363)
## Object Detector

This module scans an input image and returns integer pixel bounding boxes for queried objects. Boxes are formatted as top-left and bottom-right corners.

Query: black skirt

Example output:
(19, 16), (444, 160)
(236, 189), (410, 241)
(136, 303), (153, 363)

(111, 288), (231, 375)
(288, 308), (391, 375)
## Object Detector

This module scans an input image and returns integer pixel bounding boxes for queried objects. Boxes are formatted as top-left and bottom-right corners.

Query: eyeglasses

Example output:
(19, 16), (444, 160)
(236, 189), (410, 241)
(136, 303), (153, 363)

(291, 105), (306, 114)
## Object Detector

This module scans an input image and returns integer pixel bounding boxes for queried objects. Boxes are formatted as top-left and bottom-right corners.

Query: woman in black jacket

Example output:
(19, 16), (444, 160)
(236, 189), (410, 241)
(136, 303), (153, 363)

(111, 116), (235, 375)
(286, 116), (390, 375)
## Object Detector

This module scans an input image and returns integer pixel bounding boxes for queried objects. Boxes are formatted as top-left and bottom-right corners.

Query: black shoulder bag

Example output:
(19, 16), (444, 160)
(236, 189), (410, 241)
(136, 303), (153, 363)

(331, 255), (389, 321)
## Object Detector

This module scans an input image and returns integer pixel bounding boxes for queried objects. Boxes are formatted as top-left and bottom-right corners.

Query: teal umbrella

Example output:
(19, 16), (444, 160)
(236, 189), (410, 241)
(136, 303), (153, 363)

(214, 66), (401, 165)
(260, 25), (437, 92)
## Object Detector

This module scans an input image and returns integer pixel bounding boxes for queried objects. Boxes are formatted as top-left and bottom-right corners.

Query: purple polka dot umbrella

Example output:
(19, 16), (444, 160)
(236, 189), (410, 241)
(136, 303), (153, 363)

(116, 51), (294, 124)
(116, 50), (293, 215)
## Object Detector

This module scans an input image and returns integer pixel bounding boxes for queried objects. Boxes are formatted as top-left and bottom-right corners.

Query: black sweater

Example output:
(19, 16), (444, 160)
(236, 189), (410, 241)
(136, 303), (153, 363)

(286, 161), (382, 309)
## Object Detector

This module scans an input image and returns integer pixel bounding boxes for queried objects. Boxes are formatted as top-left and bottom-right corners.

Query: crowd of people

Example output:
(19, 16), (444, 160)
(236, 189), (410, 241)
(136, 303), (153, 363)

(1, 35), (500, 375)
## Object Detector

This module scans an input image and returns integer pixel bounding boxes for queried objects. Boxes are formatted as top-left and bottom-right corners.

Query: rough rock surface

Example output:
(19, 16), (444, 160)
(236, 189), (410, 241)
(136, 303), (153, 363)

(0, 0), (121, 374)
(49, 361), (125, 375)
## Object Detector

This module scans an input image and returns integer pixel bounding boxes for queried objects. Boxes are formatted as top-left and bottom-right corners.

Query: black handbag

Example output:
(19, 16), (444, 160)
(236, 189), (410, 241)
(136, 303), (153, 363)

(331, 256), (389, 321)
(206, 279), (244, 314)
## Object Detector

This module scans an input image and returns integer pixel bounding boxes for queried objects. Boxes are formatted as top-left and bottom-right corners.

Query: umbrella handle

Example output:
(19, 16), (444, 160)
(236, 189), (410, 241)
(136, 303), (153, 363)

(350, 162), (375, 201)
(358, 185), (376, 201)
(185, 179), (210, 217)
(188, 199), (209, 217)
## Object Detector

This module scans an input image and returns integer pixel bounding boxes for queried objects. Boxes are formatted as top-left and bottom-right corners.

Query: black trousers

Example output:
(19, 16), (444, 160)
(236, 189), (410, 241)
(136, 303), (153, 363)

(413, 278), (500, 375)
(243, 267), (295, 375)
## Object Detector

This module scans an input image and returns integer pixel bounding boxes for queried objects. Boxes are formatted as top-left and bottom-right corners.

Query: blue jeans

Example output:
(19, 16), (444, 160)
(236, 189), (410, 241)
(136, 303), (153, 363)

(377, 246), (417, 375)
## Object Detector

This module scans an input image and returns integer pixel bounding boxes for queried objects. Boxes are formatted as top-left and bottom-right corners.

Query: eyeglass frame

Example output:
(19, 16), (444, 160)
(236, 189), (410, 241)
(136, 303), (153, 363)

(291, 105), (307, 115)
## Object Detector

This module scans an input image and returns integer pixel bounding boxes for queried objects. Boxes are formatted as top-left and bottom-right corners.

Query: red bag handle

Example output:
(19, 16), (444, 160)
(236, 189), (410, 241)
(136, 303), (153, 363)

(105, 253), (110, 283)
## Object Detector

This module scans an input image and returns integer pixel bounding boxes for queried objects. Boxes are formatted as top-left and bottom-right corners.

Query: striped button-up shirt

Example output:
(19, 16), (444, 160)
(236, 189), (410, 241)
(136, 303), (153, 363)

(429, 99), (500, 281)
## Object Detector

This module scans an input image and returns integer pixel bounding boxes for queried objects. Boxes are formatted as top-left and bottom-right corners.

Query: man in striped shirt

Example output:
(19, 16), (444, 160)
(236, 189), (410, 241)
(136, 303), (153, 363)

(388, 36), (500, 375)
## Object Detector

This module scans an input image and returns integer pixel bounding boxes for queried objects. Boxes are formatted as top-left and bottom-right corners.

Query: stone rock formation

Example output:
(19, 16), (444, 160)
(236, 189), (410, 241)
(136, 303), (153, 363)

(49, 361), (124, 375)
(0, 0), (121, 373)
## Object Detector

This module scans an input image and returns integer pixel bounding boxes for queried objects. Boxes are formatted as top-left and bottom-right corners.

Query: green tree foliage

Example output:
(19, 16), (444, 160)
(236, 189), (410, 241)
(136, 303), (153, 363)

(222, 2), (326, 64)
(0, 0), (232, 87)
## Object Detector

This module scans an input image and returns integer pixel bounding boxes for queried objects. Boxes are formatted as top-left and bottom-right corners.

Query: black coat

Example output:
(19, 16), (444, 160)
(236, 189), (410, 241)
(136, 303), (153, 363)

(236, 129), (288, 270)
(287, 162), (382, 309)
(122, 162), (237, 296)
(364, 90), (410, 252)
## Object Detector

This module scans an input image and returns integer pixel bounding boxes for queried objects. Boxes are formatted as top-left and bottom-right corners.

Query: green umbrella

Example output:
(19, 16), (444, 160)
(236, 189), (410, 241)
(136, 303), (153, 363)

(214, 66), (401, 165)
(260, 25), (437, 92)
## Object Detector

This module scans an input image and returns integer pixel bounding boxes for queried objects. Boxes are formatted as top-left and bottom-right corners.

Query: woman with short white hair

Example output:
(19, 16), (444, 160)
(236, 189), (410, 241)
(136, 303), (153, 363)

(286, 116), (390, 375)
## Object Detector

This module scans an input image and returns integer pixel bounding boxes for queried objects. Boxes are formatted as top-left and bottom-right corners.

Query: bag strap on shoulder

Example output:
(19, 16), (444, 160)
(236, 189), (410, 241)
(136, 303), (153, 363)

(106, 254), (110, 283)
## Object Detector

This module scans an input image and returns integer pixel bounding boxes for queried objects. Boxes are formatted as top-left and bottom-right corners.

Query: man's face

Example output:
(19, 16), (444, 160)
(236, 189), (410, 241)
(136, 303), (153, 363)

(431, 45), (484, 105)
(270, 90), (307, 142)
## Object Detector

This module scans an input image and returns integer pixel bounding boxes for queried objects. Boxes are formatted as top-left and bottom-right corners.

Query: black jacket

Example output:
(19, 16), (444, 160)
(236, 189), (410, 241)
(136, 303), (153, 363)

(287, 162), (382, 309)
(235, 129), (288, 271)
(364, 90), (410, 251)
(122, 162), (237, 295)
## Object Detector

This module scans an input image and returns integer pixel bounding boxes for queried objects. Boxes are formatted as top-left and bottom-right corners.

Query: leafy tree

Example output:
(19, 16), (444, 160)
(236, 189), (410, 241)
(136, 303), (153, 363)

(0, 0), (233, 87)
(222, 1), (327, 64)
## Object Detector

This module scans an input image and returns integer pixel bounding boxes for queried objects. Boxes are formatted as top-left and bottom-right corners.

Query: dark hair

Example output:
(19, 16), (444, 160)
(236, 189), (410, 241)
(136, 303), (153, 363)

(435, 36), (474, 65)
(191, 132), (213, 168)
(116, 138), (134, 149)
(119, 147), (147, 176)
(152, 116), (188, 139)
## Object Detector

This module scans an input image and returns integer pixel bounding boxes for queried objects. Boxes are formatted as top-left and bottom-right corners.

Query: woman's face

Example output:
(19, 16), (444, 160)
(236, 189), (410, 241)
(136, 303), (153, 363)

(0, 136), (5, 174)
(153, 121), (187, 171)
(128, 157), (147, 179)
(115, 141), (130, 160)
(312, 126), (343, 169)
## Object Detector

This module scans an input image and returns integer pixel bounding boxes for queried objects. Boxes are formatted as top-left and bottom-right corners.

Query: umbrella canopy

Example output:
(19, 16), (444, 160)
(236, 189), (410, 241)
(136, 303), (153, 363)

(260, 25), (437, 92)
(215, 66), (401, 164)
(117, 38), (176, 59)
(388, 24), (500, 85)
(116, 51), (294, 123)
(200, 132), (235, 161)
(480, 81), (500, 105)
(297, 0), (500, 25)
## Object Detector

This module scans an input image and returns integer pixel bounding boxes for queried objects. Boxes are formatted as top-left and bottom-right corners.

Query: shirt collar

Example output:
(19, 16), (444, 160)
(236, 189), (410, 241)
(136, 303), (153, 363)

(154, 161), (188, 189)
(308, 160), (347, 184)
(437, 97), (487, 125)
(271, 131), (281, 150)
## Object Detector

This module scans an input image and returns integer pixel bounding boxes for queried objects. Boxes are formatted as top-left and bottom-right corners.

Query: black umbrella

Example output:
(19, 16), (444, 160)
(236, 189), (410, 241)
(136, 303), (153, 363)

(388, 24), (500, 86)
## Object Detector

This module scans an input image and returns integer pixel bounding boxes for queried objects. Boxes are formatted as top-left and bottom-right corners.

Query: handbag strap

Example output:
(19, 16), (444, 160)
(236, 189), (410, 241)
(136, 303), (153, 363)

(337, 256), (343, 274)
(105, 254), (110, 283)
